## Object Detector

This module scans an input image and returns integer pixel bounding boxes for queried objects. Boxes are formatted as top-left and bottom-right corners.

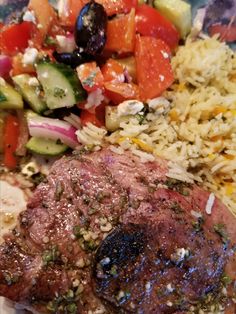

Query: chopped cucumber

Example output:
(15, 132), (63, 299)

(36, 61), (86, 109)
(26, 137), (68, 156)
(12, 74), (47, 114)
(154, 0), (191, 38)
(0, 80), (23, 109)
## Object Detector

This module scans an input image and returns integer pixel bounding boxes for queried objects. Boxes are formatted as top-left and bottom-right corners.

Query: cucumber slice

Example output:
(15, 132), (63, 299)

(0, 80), (23, 110)
(26, 137), (68, 156)
(36, 61), (86, 109)
(12, 74), (47, 114)
(154, 0), (191, 38)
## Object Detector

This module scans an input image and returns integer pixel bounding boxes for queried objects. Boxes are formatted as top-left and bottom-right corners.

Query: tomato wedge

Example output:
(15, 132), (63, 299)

(101, 59), (125, 83)
(92, 0), (138, 16)
(3, 115), (19, 169)
(80, 108), (105, 127)
(135, 35), (174, 101)
(135, 4), (180, 50)
(0, 22), (34, 55)
(28, 0), (57, 47)
(11, 53), (35, 76)
(105, 8), (136, 54)
(59, 0), (84, 27)
(104, 82), (139, 104)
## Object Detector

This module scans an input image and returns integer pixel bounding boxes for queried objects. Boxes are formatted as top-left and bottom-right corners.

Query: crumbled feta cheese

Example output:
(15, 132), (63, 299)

(0, 77), (6, 86)
(37, 24), (43, 29)
(85, 89), (104, 110)
(100, 222), (112, 232)
(21, 161), (39, 177)
(23, 10), (36, 24)
(161, 50), (169, 59)
(159, 75), (165, 82)
(145, 281), (151, 291)
(116, 290), (125, 301)
(100, 257), (111, 266)
(205, 193), (215, 215)
(166, 301), (173, 307)
(171, 247), (190, 263)
(117, 100), (144, 116)
(190, 210), (202, 219)
(28, 77), (40, 87)
(57, 0), (69, 18)
(22, 48), (38, 66)
(166, 283), (174, 293)
(147, 97), (170, 115)
(56, 35), (76, 53)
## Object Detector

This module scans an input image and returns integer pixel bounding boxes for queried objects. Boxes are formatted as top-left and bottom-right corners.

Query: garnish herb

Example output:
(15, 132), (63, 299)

(47, 288), (81, 313)
(42, 245), (61, 266)
(213, 223), (229, 245)
(165, 178), (191, 196)
(171, 202), (183, 214)
(221, 272), (232, 286)
(44, 35), (57, 47)
(192, 217), (205, 232)
(0, 91), (7, 102)
(53, 87), (66, 98)
(3, 272), (19, 286)
(55, 181), (64, 201)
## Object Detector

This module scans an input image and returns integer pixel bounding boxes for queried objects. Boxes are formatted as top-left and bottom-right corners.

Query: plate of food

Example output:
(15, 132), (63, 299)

(0, 0), (236, 313)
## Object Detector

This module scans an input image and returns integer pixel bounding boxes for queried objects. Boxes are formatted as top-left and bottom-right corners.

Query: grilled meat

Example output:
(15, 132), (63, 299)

(0, 147), (235, 313)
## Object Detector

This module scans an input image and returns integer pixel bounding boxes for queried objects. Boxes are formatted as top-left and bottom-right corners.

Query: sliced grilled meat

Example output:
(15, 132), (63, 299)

(0, 147), (235, 313)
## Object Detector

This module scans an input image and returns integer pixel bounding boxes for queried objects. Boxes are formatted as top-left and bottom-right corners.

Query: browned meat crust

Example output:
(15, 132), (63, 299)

(0, 147), (235, 313)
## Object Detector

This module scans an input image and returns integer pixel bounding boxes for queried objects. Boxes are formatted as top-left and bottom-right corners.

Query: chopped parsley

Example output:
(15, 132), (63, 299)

(165, 178), (191, 196)
(0, 90), (7, 102)
(192, 217), (205, 232)
(42, 245), (61, 266)
(53, 87), (66, 98)
(3, 272), (19, 286)
(44, 35), (57, 47)
(47, 288), (80, 313)
(213, 223), (229, 245)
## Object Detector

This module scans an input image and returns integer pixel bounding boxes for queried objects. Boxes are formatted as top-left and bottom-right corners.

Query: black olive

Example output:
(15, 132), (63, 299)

(52, 49), (92, 68)
(75, 1), (107, 55)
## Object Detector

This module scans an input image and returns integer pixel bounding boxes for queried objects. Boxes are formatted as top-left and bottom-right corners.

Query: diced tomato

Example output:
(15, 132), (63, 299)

(101, 59), (125, 83)
(0, 22), (34, 56)
(89, 0), (138, 16)
(80, 108), (104, 127)
(3, 115), (19, 169)
(28, 0), (57, 47)
(15, 110), (29, 157)
(77, 62), (104, 92)
(105, 8), (136, 54)
(11, 53), (35, 76)
(135, 35), (174, 101)
(209, 23), (236, 43)
(116, 56), (137, 82)
(104, 82), (139, 104)
(135, 4), (180, 51)
(59, 0), (84, 27)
